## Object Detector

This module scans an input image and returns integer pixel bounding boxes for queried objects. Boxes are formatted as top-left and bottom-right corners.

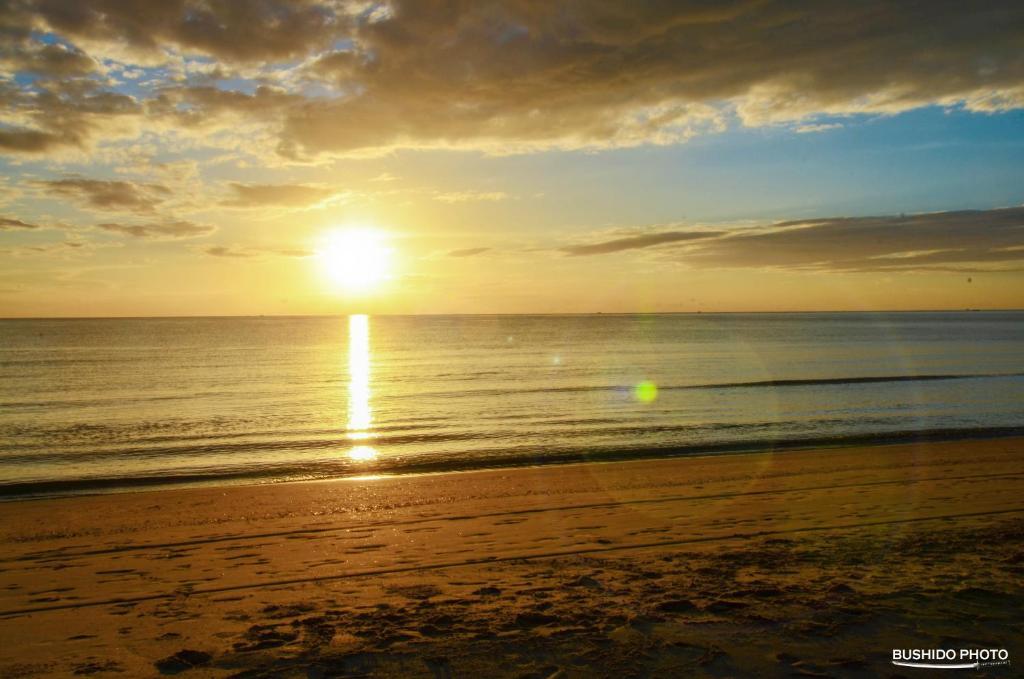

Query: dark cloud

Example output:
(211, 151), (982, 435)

(34, 178), (170, 213)
(0, 79), (141, 154)
(221, 182), (338, 208)
(0, 240), (88, 257)
(0, 127), (74, 153)
(688, 208), (1024, 272)
(97, 220), (214, 239)
(0, 40), (97, 77)
(448, 247), (491, 257)
(203, 244), (313, 258)
(272, 247), (314, 258)
(574, 207), (1024, 273)
(277, 0), (1024, 155)
(205, 245), (254, 258)
(562, 230), (723, 256)
(10, 0), (352, 63)
(0, 217), (39, 230)
(147, 85), (301, 127)
(2, 1), (1021, 157)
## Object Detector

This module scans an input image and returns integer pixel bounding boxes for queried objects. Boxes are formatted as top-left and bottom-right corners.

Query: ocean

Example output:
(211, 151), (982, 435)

(1, 312), (1022, 497)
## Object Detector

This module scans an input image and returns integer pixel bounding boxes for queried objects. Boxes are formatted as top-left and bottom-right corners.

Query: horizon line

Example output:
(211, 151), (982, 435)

(2, 307), (1021, 321)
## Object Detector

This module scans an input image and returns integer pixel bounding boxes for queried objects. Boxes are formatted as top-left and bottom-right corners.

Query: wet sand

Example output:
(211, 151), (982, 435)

(1, 437), (1022, 677)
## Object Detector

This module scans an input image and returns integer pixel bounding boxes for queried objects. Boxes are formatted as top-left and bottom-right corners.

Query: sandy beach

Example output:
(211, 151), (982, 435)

(1, 437), (1022, 677)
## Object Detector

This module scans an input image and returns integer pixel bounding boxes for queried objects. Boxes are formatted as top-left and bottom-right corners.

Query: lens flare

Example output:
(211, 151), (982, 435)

(635, 380), (658, 403)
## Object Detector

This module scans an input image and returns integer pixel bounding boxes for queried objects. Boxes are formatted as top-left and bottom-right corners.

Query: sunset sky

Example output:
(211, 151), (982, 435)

(1, 1), (1022, 317)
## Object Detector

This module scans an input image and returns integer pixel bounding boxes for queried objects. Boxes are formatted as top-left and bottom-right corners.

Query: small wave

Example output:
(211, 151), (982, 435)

(2, 372), (1018, 410)
(2, 426), (1021, 500)
(693, 373), (1024, 389)
(389, 371), (1024, 400)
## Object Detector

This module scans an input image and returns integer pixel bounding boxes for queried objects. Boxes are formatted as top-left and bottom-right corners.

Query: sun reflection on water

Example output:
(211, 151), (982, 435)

(346, 314), (377, 461)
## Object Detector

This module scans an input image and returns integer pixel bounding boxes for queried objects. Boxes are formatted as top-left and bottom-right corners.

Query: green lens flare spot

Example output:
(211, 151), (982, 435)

(635, 380), (658, 403)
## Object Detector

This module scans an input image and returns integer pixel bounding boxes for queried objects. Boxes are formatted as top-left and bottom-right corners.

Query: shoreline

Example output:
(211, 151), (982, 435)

(4, 425), (1024, 501)
(1, 436), (1022, 676)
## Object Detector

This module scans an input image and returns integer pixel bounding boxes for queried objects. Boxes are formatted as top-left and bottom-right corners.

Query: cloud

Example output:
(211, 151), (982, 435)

(148, 85), (301, 124)
(15, 0), (353, 63)
(433, 191), (508, 204)
(0, 240), (90, 258)
(204, 245), (254, 258)
(0, 40), (97, 78)
(275, 1), (1024, 156)
(0, 78), (142, 154)
(0, 128), (72, 153)
(204, 244), (313, 258)
(221, 182), (340, 208)
(571, 207), (1024, 273)
(686, 208), (1024, 272)
(34, 177), (170, 214)
(562, 230), (724, 256)
(794, 122), (843, 134)
(97, 220), (213, 240)
(270, 247), (314, 258)
(448, 247), (491, 257)
(1, 1), (1020, 158)
(0, 217), (39, 231)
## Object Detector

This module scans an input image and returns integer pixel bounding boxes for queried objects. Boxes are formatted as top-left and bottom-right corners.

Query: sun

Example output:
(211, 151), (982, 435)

(317, 228), (393, 292)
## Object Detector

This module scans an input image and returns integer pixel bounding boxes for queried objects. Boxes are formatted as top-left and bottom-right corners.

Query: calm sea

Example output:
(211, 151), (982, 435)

(1, 312), (1022, 497)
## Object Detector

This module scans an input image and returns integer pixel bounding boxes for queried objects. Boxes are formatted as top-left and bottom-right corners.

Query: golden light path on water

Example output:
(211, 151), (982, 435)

(346, 314), (377, 461)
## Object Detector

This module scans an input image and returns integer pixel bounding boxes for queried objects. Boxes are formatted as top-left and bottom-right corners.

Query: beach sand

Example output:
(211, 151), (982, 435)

(1, 437), (1022, 677)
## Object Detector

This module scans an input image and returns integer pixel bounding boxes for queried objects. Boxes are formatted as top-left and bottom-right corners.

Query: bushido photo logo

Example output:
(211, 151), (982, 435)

(892, 648), (1011, 670)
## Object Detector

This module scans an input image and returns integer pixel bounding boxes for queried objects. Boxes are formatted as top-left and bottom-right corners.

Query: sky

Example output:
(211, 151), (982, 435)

(1, 0), (1022, 317)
